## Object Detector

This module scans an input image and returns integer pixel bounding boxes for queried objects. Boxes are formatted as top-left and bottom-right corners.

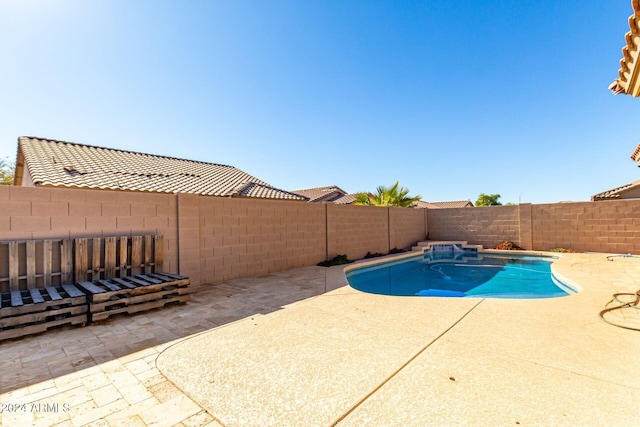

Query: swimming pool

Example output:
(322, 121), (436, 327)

(345, 252), (577, 298)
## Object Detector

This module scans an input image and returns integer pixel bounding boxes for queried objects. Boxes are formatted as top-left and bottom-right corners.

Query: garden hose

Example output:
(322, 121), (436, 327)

(599, 289), (640, 331)
(606, 254), (639, 261)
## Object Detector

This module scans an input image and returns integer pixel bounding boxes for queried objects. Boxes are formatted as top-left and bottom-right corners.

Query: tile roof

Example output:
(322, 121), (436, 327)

(609, 0), (640, 97)
(632, 143), (640, 162)
(591, 179), (640, 200)
(291, 186), (473, 208)
(413, 201), (443, 209)
(424, 200), (474, 209)
(16, 137), (307, 200)
(291, 185), (358, 204)
(291, 185), (347, 202)
(333, 193), (357, 205)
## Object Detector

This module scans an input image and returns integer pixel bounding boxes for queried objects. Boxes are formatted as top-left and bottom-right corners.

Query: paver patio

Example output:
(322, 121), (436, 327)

(0, 267), (330, 427)
(1, 252), (639, 426)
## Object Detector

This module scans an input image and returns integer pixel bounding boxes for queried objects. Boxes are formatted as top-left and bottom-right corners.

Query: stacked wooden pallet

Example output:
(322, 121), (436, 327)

(0, 284), (87, 341)
(0, 235), (189, 340)
(77, 272), (190, 323)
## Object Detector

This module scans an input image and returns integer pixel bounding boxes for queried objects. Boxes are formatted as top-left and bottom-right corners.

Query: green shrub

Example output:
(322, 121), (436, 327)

(388, 247), (406, 254)
(364, 251), (384, 259)
(317, 254), (354, 267)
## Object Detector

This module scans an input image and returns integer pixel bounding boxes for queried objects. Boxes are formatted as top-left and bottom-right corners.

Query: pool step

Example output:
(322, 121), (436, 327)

(412, 241), (483, 253)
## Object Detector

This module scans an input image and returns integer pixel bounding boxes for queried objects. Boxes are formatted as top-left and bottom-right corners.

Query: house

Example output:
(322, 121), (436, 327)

(13, 137), (308, 201)
(291, 185), (356, 204)
(609, 0), (640, 97)
(589, 144), (640, 201)
(604, 1), (640, 198)
(592, 179), (640, 201)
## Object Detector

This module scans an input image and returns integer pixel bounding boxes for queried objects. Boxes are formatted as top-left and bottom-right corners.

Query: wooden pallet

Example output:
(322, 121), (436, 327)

(77, 272), (190, 323)
(0, 285), (87, 341)
(1, 235), (188, 339)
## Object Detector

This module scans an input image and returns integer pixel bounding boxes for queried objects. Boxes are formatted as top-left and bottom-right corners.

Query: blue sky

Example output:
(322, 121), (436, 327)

(1, 0), (639, 204)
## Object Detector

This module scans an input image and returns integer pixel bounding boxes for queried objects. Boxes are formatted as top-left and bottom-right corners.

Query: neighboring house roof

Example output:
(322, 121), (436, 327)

(632, 143), (640, 162)
(291, 186), (473, 208)
(609, 0), (640, 97)
(591, 179), (640, 200)
(420, 200), (475, 209)
(292, 185), (347, 202)
(413, 201), (443, 209)
(15, 137), (307, 200)
(333, 193), (357, 204)
(291, 185), (358, 204)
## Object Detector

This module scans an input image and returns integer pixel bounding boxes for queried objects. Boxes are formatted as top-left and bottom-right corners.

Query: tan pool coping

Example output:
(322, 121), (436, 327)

(1, 251), (640, 426)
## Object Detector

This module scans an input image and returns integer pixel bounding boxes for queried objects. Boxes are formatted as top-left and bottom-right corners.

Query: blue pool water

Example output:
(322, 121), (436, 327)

(346, 252), (576, 299)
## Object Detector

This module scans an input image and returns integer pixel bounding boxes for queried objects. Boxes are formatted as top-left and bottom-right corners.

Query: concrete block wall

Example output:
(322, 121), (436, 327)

(0, 186), (180, 286)
(389, 207), (427, 250)
(532, 200), (640, 253)
(326, 204), (389, 260)
(5, 185), (639, 290)
(426, 200), (640, 254)
(177, 193), (201, 286)
(194, 197), (326, 285)
(427, 205), (520, 248)
(518, 203), (533, 250)
(1, 186), (426, 289)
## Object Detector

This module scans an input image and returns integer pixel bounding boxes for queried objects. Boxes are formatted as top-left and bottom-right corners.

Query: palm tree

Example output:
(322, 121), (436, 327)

(354, 181), (421, 208)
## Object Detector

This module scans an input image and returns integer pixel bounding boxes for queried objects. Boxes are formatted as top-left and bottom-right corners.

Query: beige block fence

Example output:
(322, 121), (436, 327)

(426, 201), (640, 254)
(2, 186), (640, 291)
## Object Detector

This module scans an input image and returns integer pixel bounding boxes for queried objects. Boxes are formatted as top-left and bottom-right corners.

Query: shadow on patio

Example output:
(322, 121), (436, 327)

(0, 266), (332, 395)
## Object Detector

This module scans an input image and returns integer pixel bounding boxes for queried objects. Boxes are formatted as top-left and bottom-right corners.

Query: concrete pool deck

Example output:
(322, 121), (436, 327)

(2, 252), (640, 426)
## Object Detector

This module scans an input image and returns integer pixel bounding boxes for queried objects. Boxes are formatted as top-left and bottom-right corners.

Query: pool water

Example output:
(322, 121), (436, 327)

(345, 252), (576, 299)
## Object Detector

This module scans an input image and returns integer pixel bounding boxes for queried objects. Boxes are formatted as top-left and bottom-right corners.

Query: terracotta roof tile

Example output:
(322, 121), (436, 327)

(291, 185), (347, 202)
(17, 137), (307, 201)
(425, 200), (474, 208)
(333, 193), (357, 204)
(632, 143), (640, 162)
(610, 0), (640, 96)
(291, 185), (362, 205)
(414, 201), (442, 209)
(591, 179), (640, 200)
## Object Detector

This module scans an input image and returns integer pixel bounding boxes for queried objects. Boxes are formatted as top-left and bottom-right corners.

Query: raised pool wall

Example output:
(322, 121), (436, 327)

(1, 185), (639, 289)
